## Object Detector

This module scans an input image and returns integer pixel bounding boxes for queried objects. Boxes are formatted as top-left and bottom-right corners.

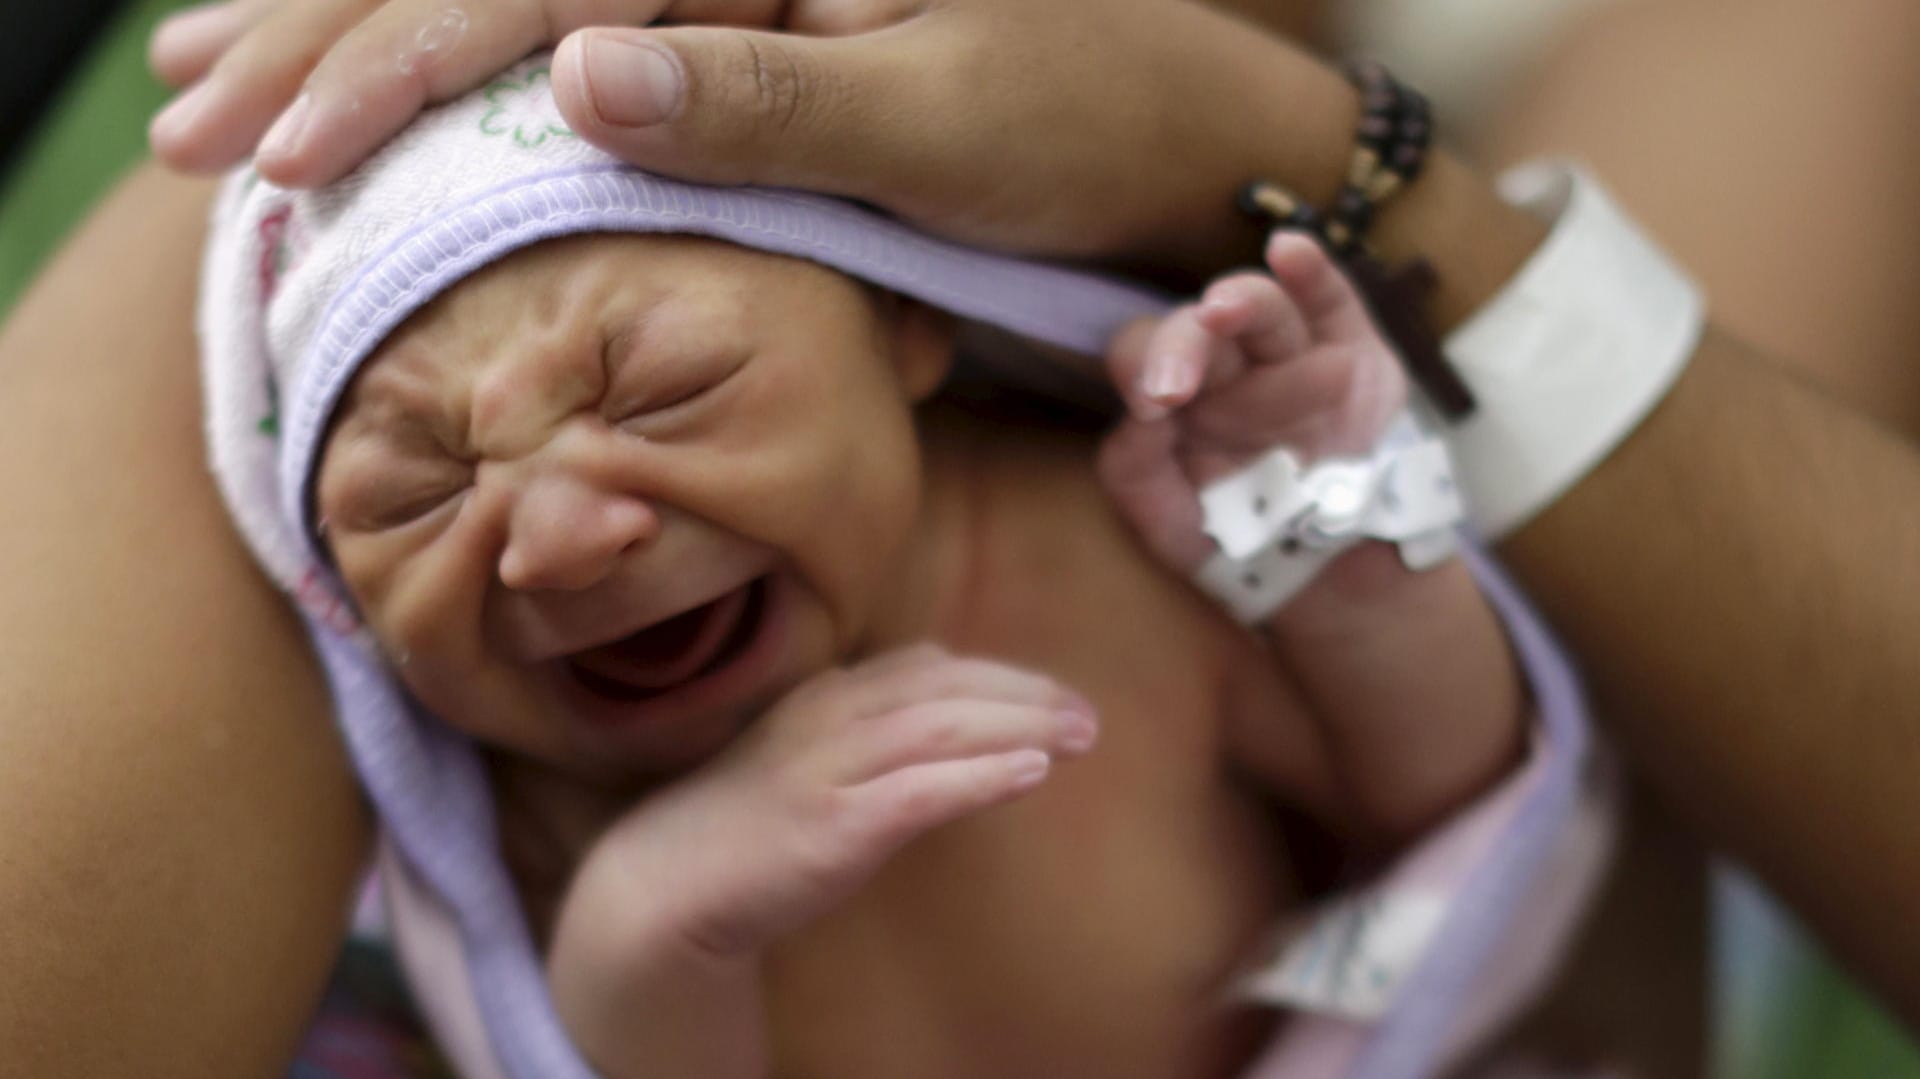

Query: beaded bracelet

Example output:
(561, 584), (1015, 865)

(1237, 60), (1476, 420)
(1240, 59), (1429, 255)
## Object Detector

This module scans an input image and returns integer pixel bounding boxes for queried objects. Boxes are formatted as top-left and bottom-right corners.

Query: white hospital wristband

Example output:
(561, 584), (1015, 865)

(1441, 162), (1706, 539)
(1193, 411), (1464, 624)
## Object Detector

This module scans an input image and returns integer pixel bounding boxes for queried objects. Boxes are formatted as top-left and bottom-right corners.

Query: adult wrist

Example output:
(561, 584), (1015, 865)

(1439, 162), (1706, 539)
(1148, 29), (1547, 329)
(1367, 151), (1550, 332)
(1129, 26), (1356, 278)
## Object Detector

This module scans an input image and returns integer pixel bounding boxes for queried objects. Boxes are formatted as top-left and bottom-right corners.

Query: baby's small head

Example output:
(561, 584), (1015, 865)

(315, 232), (955, 782)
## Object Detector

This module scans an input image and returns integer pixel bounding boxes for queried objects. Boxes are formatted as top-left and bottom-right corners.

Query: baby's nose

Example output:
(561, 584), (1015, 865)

(498, 470), (660, 592)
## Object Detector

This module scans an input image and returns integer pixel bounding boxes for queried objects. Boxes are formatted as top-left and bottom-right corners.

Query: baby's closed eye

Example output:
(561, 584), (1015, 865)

(324, 451), (474, 533)
(601, 321), (752, 431)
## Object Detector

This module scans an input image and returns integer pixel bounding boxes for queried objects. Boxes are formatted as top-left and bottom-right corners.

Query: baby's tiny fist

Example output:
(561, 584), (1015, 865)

(1192, 272), (1312, 371)
(1098, 236), (1423, 582)
(1251, 234), (1409, 459)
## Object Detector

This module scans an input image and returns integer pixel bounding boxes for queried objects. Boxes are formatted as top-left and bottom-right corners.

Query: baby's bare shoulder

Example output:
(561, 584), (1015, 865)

(930, 403), (1213, 631)
(935, 404), (1341, 818)
(925, 405), (1305, 763)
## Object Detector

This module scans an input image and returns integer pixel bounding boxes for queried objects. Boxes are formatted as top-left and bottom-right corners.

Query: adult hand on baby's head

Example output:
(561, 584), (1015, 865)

(147, 0), (856, 177)
(148, 0), (1346, 264)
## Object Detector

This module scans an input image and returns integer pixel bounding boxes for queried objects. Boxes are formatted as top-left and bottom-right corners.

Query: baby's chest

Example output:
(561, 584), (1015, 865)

(761, 668), (1294, 1079)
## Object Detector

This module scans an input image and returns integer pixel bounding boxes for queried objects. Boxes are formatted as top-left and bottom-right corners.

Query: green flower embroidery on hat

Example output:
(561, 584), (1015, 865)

(478, 68), (577, 149)
(258, 368), (280, 438)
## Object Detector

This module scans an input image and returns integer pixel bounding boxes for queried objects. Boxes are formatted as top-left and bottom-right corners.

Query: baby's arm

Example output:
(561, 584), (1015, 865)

(1100, 234), (1521, 843)
(544, 645), (1098, 1077)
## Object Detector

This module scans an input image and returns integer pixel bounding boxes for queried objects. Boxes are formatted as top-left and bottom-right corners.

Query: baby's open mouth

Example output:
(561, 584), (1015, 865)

(567, 578), (769, 701)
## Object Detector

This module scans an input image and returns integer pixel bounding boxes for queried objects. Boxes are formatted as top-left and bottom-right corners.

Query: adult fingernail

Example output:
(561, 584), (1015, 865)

(151, 81), (213, 144)
(259, 92), (313, 162)
(583, 33), (683, 128)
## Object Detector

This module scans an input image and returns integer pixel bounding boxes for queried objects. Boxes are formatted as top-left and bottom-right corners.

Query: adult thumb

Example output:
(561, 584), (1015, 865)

(551, 24), (942, 201)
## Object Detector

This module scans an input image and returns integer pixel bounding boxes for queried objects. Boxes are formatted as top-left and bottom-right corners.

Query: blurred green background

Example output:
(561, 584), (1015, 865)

(0, 0), (182, 311)
(1, 2), (1915, 1076)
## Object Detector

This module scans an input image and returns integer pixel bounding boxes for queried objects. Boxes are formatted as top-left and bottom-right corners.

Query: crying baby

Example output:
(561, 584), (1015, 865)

(308, 224), (1524, 1078)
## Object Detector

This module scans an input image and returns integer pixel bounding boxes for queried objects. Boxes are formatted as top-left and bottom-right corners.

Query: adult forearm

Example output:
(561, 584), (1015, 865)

(1221, 50), (1920, 1017)
(1119, 18), (1550, 321)
(1500, 329), (1920, 1023)
(1223, 46), (1920, 1018)
(0, 164), (371, 1076)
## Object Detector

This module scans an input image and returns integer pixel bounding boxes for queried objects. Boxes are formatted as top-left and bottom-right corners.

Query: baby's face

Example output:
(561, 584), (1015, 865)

(316, 234), (951, 782)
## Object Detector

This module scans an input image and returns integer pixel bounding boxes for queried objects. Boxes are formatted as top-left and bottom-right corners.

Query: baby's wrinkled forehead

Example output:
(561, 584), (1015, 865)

(330, 232), (888, 446)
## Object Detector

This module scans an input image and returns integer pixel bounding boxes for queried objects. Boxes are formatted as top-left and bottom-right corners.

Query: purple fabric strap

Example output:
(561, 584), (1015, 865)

(1355, 541), (1592, 1077)
(281, 167), (1595, 1079)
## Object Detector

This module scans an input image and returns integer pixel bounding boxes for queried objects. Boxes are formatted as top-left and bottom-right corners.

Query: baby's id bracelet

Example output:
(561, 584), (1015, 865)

(1193, 411), (1466, 624)
(1195, 61), (1467, 624)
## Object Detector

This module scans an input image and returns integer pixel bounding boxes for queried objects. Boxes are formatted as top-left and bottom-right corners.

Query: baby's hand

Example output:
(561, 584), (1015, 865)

(543, 645), (1095, 1075)
(1098, 232), (1408, 575)
(552, 645), (1097, 966)
(1102, 237), (1525, 843)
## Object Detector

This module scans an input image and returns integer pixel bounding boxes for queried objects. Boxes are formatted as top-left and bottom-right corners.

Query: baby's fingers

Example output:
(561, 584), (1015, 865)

(836, 698), (1097, 786)
(1108, 308), (1237, 421)
(842, 750), (1053, 853)
(1104, 318), (1160, 419)
(1264, 231), (1377, 346)
(1096, 417), (1216, 572)
(1186, 345), (1358, 456)
(842, 647), (1088, 719)
(1196, 271), (1311, 367)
